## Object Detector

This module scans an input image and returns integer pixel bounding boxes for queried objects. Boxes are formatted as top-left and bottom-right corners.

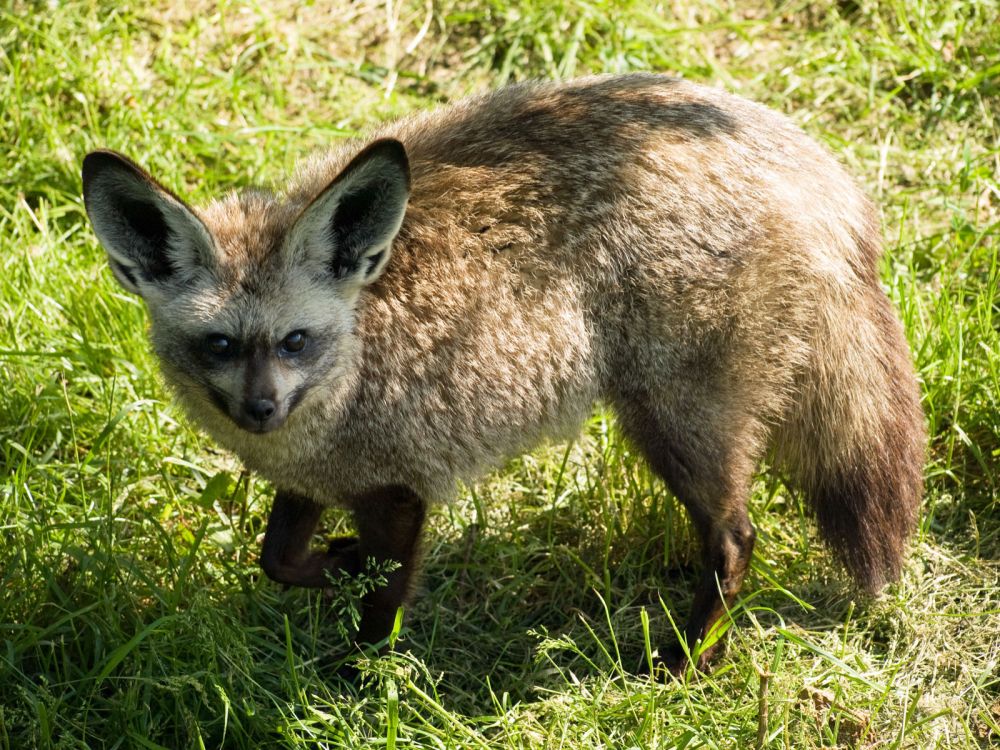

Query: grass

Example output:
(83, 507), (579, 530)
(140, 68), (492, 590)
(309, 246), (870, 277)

(1, 0), (998, 747)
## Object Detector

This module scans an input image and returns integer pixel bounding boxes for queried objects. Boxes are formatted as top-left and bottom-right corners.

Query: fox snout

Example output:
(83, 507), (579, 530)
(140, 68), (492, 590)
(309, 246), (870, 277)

(221, 392), (291, 433)
(240, 397), (282, 433)
(203, 361), (303, 434)
(245, 398), (277, 423)
(208, 386), (289, 434)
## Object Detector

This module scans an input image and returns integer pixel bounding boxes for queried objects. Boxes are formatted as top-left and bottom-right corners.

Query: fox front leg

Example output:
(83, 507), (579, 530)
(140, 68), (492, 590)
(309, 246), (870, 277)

(349, 486), (427, 648)
(260, 491), (361, 586)
(259, 487), (426, 651)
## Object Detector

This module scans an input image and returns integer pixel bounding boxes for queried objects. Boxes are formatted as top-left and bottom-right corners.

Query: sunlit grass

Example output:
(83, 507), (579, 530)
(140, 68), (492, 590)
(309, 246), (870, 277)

(1, 1), (998, 747)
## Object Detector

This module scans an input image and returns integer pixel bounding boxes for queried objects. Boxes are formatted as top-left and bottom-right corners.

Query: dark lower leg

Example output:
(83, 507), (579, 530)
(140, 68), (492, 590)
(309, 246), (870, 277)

(664, 514), (756, 674)
(350, 486), (426, 648)
(260, 491), (360, 587)
(615, 397), (760, 676)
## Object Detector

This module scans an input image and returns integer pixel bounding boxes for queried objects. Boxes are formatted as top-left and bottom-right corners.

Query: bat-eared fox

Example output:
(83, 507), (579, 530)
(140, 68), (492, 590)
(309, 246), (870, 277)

(83, 74), (924, 677)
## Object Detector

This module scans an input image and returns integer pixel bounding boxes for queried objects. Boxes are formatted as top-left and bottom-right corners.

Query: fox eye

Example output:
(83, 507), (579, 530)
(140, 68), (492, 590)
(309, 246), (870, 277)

(205, 333), (231, 356)
(280, 330), (307, 354)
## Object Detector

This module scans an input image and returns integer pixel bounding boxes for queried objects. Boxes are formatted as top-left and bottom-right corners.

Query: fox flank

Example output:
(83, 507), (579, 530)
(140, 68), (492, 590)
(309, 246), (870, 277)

(82, 74), (925, 677)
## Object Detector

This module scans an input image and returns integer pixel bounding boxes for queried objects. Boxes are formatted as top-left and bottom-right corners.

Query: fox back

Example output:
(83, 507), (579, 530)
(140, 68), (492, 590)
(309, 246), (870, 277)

(84, 74), (924, 674)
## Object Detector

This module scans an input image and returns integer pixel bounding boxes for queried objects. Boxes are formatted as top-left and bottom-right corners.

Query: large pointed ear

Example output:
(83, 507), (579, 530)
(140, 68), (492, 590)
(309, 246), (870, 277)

(82, 150), (215, 296)
(288, 139), (410, 286)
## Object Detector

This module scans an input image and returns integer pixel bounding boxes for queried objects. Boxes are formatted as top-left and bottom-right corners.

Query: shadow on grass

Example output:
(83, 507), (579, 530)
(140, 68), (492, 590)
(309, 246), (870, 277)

(371, 497), (863, 713)
(6, 471), (991, 748)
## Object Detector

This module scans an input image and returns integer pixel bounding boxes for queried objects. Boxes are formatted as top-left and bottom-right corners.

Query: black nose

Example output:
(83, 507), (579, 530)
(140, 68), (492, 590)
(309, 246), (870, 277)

(245, 399), (276, 422)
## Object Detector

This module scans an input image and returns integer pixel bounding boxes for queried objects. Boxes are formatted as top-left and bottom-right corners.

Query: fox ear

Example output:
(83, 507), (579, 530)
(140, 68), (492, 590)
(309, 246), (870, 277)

(288, 139), (410, 286)
(82, 150), (215, 297)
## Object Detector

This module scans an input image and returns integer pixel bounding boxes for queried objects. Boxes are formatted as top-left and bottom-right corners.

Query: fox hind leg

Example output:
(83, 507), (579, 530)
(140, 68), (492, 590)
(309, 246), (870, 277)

(615, 396), (761, 676)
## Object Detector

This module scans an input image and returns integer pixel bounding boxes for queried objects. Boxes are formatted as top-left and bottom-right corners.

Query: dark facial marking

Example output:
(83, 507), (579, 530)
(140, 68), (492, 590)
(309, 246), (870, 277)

(287, 384), (310, 414)
(243, 350), (277, 403)
(207, 385), (230, 415)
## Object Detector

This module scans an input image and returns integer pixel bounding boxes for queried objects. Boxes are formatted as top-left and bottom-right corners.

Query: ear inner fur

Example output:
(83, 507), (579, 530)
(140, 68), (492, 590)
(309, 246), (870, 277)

(288, 138), (410, 284)
(82, 149), (217, 293)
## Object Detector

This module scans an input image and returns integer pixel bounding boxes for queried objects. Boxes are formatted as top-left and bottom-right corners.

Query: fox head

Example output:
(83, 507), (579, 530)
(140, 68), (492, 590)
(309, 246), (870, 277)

(82, 140), (410, 434)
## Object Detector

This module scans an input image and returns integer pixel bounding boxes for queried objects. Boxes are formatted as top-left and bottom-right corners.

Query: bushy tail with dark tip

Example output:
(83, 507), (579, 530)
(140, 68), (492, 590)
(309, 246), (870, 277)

(777, 288), (925, 592)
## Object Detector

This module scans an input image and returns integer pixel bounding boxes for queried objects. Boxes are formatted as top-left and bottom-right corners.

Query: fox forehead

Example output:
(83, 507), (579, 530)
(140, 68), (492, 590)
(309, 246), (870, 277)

(156, 271), (348, 340)
(198, 188), (302, 269)
(147, 188), (342, 338)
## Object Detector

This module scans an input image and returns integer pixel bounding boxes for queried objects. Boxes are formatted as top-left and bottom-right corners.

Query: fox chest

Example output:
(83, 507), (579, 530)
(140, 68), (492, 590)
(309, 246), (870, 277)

(215, 363), (598, 506)
(217, 407), (459, 505)
(224, 423), (401, 506)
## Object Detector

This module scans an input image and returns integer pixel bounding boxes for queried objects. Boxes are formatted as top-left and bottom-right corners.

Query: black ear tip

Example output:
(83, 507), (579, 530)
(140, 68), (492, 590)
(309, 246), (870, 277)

(82, 150), (144, 188)
(363, 138), (410, 177)
(82, 151), (108, 185)
(366, 138), (407, 157)
(83, 149), (121, 171)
